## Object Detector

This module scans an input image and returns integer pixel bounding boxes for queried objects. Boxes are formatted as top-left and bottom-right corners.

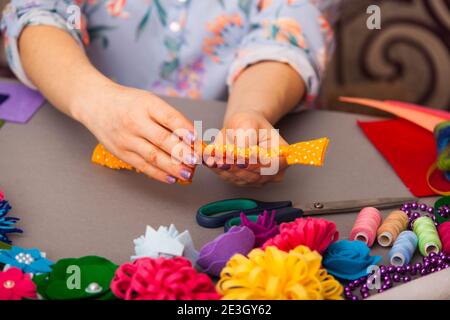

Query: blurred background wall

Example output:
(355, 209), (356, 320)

(0, 0), (449, 111)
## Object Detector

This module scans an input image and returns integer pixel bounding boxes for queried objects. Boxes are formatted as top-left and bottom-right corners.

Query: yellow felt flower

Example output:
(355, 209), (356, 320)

(217, 245), (343, 300)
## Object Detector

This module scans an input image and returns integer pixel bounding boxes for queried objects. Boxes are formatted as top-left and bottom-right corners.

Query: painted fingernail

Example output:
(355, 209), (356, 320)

(166, 175), (177, 184)
(184, 154), (198, 165)
(186, 131), (196, 143)
(205, 157), (216, 168)
(180, 169), (192, 180)
(237, 163), (248, 169)
(219, 164), (231, 171)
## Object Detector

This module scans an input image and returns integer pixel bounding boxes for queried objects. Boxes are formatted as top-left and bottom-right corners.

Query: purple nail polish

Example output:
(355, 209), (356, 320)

(181, 169), (192, 180)
(186, 132), (196, 143)
(185, 154), (198, 165)
(166, 175), (177, 184)
(237, 163), (248, 169)
(219, 164), (231, 171)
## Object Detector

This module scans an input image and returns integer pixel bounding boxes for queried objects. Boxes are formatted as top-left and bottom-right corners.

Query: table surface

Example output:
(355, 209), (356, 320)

(0, 97), (440, 298)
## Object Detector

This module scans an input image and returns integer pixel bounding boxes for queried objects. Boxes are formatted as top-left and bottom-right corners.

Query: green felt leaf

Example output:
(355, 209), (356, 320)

(0, 120), (4, 129)
(34, 256), (118, 300)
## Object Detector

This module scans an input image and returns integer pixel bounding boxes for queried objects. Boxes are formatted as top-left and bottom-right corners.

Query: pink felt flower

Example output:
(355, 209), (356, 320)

(263, 217), (339, 254)
(111, 257), (220, 300)
(0, 267), (37, 300)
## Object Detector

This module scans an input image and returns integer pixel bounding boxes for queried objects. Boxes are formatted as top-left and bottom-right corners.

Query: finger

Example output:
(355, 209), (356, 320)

(149, 100), (196, 143)
(120, 151), (178, 184)
(136, 120), (198, 166)
(132, 138), (193, 181)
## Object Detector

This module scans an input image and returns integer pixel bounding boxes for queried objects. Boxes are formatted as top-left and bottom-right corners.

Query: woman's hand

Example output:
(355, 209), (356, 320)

(204, 110), (288, 187)
(75, 84), (199, 184)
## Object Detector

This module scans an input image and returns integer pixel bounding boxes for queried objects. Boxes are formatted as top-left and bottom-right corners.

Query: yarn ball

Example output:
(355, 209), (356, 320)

(111, 257), (220, 300)
(239, 210), (279, 247)
(197, 226), (255, 277)
(323, 240), (382, 280)
(262, 217), (338, 254)
(217, 245), (343, 300)
(435, 121), (450, 181)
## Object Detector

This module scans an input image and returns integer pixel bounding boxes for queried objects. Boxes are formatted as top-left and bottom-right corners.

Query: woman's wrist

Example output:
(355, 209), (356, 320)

(68, 70), (118, 125)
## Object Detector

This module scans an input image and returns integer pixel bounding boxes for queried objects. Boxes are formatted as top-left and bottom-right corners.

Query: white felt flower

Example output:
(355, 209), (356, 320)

(132, 224), (198, 264)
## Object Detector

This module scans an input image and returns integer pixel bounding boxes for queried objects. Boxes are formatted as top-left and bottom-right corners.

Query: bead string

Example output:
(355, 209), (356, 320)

(345, 200), (450, 300)
(344, 252), (450, 300)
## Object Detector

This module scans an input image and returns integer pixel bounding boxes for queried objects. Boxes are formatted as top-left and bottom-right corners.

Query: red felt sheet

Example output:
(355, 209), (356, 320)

(357, 119), (442, 197)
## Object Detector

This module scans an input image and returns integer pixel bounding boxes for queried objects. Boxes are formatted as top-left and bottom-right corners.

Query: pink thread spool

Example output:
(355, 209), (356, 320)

(349, 207), (382, 247)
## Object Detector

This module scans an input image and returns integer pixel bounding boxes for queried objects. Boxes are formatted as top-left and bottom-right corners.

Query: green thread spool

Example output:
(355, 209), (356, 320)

(413, 217), (442, 256)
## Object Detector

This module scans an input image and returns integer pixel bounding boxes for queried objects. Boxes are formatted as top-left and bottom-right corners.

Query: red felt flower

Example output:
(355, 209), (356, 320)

(0, 267), (37, 300)
(263, 217), (339, 254)
(111, 257), (220, 300)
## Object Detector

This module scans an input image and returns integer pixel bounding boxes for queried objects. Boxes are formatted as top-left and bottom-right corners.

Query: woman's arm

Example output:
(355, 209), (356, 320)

(225, 61), (305, 126)
(19, 26), (197, 184)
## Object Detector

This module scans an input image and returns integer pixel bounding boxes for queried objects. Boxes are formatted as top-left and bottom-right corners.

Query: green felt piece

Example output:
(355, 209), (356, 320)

(0, 120), (4, 128)
(0, 242), (11, 250)
(34, 256), (118, 300)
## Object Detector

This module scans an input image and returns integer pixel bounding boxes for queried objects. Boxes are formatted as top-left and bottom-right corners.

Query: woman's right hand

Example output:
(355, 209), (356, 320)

(73, 83), (199, 184)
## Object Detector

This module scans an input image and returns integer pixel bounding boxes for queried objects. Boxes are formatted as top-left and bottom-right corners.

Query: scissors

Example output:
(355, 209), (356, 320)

(196, 197), (417, 231)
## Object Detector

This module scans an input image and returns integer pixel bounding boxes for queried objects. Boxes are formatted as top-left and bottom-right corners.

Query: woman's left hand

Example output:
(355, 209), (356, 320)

(204, 110), (288, 187)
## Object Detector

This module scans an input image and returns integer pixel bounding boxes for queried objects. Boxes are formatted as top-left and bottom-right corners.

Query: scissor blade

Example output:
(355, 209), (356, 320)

(296, 197), (417, 216)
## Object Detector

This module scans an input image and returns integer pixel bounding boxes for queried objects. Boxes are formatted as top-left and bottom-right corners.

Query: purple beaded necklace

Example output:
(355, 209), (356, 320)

(344, 201), (450, 300)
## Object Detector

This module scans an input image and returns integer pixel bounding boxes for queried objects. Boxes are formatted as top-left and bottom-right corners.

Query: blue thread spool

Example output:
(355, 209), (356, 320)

(388, 231), (418, 266)
(435, 121), (450, 181)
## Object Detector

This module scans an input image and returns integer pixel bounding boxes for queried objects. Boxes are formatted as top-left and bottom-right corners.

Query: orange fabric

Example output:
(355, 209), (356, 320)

(91, 137), (329, 183)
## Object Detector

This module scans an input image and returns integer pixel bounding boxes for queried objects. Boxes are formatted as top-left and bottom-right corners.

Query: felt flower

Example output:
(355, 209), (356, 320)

(0, 267), (37, 300)
(263, 217), (338, 254)
(323, 240), (382, 280)
(217, 245), (343, 300)
(197, 226), (255, 277)
(132, 224), (198, 264)
(0, 200), (23, 244)
(0, 190), (4, 201)
(111, 257), (220, 300)
(240, 211), (279, 247)
(33, 256), (118, 300)
(0, 246), (53, 274)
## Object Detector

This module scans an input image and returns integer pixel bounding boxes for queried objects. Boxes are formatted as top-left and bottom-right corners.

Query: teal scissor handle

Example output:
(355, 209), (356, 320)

(196, 198), (292, 228)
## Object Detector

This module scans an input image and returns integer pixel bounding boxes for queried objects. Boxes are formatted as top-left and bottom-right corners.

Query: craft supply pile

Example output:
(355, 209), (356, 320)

(1, 188), (450, 300)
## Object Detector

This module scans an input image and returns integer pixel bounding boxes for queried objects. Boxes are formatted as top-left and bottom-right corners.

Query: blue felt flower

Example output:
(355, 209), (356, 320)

(323, 240), (381, 280)
(0, 246), (53, 274)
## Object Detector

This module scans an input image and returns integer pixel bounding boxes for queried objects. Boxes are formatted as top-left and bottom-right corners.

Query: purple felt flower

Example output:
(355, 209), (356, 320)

(240, 211), (279, 247)
(197, 226), (255, 277)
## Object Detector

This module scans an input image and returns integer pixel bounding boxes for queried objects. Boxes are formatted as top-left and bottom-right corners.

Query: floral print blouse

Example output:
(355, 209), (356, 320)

(1, 0), (340, 103)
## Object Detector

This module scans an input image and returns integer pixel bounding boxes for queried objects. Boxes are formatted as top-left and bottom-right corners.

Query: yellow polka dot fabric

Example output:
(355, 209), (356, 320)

(280, 137), (329, 166)
(91, 144), (133, 170)
(91, 137), (329, 172)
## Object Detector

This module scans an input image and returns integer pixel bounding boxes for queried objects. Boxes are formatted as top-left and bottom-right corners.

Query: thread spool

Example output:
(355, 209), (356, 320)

(438, 222), (450, 254)
(413, 216), (442, 256)
(388, 231), (418, 266)
(349, 207), (382, 247)
(377, 210), (409, 247)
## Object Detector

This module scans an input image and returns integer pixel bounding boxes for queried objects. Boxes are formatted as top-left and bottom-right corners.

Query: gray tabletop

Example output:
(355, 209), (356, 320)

(0, 97), (440, 298)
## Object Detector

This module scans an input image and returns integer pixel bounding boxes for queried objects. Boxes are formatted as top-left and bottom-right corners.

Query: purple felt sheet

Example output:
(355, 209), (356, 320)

(0, 81), (45, 124)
